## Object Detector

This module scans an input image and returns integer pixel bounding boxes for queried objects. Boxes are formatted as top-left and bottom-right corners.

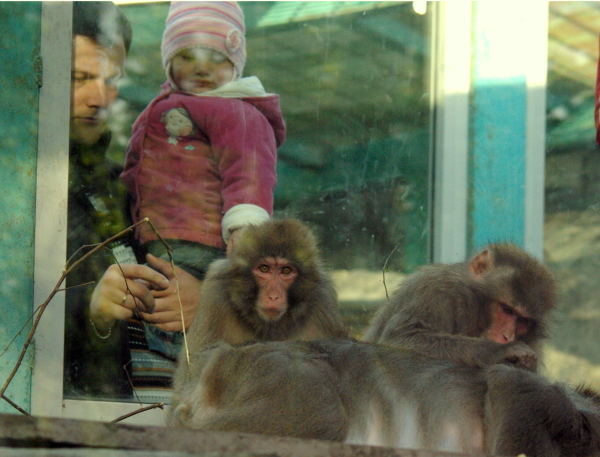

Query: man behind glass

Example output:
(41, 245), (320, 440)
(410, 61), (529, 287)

(65, 1), (201, 401)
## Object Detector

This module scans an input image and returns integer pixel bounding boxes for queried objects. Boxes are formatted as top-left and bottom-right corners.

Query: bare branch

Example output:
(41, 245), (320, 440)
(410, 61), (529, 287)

(0, 219), (150, 402)
(122, 360), (144, 408)
(145, 219), (190, 366)
(1, 394), (30, 416)
(57, 281), (96, 292)
(110, 402), (164, 423)
(382, 243), (400, 301)
(1, 282), (94, 359)
(1, 217), (184, 423)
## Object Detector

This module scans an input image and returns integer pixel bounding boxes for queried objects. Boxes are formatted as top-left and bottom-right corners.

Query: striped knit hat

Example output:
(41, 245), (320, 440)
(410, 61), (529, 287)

(162, 1), (246, 81)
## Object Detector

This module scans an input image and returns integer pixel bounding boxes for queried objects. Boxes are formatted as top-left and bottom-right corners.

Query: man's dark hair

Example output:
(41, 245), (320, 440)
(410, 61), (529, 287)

(72, 1), (132, 53)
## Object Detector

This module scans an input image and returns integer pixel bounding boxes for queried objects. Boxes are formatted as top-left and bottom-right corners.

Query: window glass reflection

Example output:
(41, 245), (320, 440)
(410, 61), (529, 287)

(544, 1), (600, 390)
(64, 1), (433, 402)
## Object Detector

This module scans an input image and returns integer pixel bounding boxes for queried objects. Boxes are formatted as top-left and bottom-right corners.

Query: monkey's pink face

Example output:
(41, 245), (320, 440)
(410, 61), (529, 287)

(252, 258), (298, 321)
(483, 302), (531, 344)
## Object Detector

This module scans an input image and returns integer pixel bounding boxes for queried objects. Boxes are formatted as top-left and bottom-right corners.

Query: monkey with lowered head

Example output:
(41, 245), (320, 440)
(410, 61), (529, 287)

(169, 218), (348, 415)
(363, 242), (557, 371)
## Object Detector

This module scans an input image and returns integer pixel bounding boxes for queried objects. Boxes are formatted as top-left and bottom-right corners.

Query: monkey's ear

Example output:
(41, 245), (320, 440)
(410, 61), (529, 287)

(469, 249), (493, 277)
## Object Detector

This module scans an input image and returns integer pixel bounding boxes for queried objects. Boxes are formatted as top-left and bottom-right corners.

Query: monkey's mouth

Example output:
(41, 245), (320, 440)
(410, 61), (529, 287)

(260, 308), (284, 321)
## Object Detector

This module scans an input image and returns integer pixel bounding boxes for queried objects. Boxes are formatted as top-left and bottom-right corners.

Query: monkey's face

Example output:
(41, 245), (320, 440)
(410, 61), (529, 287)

(475, 262), (546, 347)
(252, 257), (298, 322)
(481, 301), (533, 344)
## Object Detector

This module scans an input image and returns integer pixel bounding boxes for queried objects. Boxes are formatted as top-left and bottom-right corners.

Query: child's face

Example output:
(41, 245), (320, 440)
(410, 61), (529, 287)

(171, 48), (235, 94)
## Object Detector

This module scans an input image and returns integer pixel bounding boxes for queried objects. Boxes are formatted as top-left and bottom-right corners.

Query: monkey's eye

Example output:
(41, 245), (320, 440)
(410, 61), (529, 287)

(280, 266), (294, 275)
(258, 265), (270, 273)
(518, 316), (534, 328)
(500, 303), (516, 316)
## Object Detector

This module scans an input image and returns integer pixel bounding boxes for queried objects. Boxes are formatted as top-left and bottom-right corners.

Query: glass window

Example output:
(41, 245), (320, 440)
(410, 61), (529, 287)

(63, 1), (433, 403)
(544, 1), (600, 390)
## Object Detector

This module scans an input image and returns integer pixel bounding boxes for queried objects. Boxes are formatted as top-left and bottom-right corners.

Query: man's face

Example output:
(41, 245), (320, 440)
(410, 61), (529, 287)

(70, 35), (126, 146)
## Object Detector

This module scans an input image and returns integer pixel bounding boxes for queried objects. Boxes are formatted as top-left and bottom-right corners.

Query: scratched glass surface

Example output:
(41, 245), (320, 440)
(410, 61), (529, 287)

(115, 1), (433, 336)
(543, 1), (600, 391)
(64, 1), (433, 402)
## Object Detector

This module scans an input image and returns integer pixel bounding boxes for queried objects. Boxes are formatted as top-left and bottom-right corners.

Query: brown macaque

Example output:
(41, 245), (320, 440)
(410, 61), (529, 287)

(185, 218), (347, 346)
(170, 219), (347, 415)
(168, 338), (600, 457)
(364, 242), (557, 371)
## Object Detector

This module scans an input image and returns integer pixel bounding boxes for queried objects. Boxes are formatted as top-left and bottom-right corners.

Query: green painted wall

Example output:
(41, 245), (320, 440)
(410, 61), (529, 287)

(0, 1), (41, 413)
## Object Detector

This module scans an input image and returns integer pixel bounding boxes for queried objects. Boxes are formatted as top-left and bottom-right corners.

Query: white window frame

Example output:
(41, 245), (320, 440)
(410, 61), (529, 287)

(31, 1), (165, 426)
(431, 1), (471, 263)
(30, 0), (548, 425)
(431, 1), (548, 261)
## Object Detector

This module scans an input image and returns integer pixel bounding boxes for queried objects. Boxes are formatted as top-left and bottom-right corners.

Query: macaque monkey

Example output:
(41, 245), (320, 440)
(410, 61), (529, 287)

(185, 218), (347, 346)
(170, 219), (347, 413)
(364, 243), (557, 371)
(168, 338), (600, 457)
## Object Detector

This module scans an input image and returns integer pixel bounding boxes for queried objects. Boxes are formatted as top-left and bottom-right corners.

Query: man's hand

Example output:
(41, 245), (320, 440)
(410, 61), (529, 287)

(90, 263), (170, 332)
(138, 254), (203, 332)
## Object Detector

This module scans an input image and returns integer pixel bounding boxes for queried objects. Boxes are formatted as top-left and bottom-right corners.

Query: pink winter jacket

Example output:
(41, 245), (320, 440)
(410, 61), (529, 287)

(121, 85), (286, 249)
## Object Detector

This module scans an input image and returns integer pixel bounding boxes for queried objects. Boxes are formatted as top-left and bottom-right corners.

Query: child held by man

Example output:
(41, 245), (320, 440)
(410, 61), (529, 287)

(122, 1), (286, 279)
(120, 1), (285, 380)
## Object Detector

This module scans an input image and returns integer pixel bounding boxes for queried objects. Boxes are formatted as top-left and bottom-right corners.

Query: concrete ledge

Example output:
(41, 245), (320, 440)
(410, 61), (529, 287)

(0, 413), (479, 456)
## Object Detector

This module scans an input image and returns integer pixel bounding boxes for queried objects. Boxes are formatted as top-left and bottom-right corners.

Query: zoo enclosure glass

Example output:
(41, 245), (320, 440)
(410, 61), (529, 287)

(543, 1), (600, 392)
(64, 1), (434, 403)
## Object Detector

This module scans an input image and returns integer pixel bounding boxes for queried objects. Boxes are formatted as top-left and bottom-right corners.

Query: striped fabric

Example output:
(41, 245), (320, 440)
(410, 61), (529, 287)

(127, 319), (177, 404)
(162, 1), (246, 77)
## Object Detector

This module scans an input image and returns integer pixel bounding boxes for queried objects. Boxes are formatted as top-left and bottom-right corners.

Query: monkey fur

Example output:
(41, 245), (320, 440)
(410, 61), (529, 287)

(364, 242), (557, 370)
(167, 338), (600, 457)
(167, 235), (596, 456)
(169, 219), (347, 422)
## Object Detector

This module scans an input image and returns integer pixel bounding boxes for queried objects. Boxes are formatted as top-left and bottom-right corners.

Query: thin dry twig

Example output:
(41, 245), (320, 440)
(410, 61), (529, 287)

(2, 394), (30, 416)
(122, 360), (144, 407)
(1, 217), (186, 420)
(102, 220), (188, 420)
(169, 257), (190, 365)
(57, 281), (96, 292)
(110, 402), (164, 423)
(0, 219), (149, 404)
(146, 219), (190, 366)
(382, 243), (400, 301)
(1, 281), (96, 360)
(0, 313), (37, 360)
(2, 361), (41, 413)
(112, 253), (146, 315)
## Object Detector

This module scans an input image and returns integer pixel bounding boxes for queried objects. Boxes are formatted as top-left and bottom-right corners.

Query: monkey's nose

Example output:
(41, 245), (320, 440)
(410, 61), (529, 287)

(503, 331), (515, 343)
